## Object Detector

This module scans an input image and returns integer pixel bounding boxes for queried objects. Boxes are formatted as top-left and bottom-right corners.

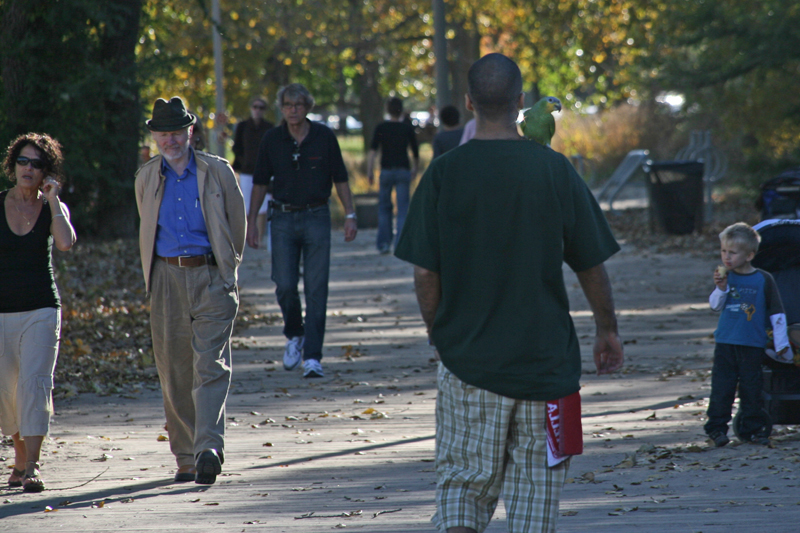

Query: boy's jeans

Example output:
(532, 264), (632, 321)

(704, 343), (766, 439)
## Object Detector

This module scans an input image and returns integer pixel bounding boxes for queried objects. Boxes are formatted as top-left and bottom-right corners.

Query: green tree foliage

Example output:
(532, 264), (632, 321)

(4, 0), (793, 242)
(650, 0), (800, 165)
(0, 0), (142, 237)
(140, 0), (431, 150)
(473, 0), (659, 109)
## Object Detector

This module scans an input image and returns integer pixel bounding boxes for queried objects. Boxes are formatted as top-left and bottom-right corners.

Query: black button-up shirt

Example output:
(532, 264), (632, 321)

(252, 120), (348, 206)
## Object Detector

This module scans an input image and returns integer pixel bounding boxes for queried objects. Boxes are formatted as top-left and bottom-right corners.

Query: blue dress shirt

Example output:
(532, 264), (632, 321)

(155, 149), (213, 257)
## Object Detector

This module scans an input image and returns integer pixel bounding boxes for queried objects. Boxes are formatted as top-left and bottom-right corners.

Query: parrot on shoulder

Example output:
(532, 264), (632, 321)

(521, 96), (562, 147)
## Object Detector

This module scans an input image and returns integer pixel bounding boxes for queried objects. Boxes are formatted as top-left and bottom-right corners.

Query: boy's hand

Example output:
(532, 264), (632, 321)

(714, 266), (728, 291)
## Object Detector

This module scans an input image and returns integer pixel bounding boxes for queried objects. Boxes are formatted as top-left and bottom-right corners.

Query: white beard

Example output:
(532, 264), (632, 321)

(159, 143), (190, 162)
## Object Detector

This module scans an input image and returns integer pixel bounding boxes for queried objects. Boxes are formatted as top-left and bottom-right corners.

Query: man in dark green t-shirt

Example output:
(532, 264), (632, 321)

(395, 53), (624, 533)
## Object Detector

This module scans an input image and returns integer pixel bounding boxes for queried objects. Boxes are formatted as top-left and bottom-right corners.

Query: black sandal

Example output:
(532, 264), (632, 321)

(8, 467), (24, 488)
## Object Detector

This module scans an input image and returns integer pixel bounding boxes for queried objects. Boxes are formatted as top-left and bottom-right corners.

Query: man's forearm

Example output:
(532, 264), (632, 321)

(576, 263), (618, 331)
(249, 184), (269, 223)
(334, 181), (355, 214)
(366, 149), (377, 178)
(577, 262), (624, 374)
(413, 266), (441, 335)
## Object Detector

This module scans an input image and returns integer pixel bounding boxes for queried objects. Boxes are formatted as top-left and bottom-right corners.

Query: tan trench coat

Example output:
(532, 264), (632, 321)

(134, 150), (246, 293)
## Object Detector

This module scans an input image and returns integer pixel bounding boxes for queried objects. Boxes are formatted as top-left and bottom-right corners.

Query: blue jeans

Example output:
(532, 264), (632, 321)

(270, 204), (331, 362)
(377, 168), (411, 250)
(704, 343), (766, 439)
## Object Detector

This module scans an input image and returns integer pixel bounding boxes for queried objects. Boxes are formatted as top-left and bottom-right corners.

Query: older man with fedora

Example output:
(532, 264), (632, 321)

(135, 97), (246, 485)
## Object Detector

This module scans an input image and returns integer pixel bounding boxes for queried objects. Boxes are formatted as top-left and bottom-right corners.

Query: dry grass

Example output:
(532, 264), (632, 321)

(552, 103), (683, 184)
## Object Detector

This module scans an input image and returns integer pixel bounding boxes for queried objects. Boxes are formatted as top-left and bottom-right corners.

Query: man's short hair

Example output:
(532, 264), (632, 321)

(439, 105), (460, 127)
(387, 97), (403, 118)
(251, 96), (268, 107)
(467, 53), (523, 121)
(720, 222), (761, 254)
(277, 83), (315, 110)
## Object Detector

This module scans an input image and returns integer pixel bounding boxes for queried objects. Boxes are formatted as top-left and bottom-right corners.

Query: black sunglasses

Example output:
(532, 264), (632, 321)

(291, 145), (301, 171)
(252, 104), (266, 110)
(16, 156), (45, 170)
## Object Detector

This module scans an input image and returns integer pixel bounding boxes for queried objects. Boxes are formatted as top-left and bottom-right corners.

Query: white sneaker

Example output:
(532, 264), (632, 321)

(303, 359), (324, 378)
(283, 336), (304, 371)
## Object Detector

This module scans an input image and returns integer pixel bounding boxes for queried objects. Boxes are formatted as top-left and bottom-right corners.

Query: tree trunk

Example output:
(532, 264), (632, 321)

(96, 0), (144, 238)
(357, 58), (383, 153)
(0, 0), (40, 136)
(449, 13), (481, 126)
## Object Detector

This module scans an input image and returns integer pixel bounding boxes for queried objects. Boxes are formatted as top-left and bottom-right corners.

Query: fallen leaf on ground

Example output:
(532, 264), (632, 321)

(372, 508), (402, 518)
(616, 453), (637, 468)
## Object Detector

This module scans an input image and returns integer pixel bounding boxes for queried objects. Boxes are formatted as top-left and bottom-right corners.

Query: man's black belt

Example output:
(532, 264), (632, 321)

(272, 200), (327, 212)
(157, 253), (216, 267)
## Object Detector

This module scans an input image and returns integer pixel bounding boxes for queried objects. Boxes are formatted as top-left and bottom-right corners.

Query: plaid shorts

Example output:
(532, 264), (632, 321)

(432, 363), (569, 533)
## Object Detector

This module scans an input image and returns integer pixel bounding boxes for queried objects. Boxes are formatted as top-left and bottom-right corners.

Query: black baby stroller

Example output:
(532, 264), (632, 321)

(730, 219), (800, 439)
(756, 167), (800, 220)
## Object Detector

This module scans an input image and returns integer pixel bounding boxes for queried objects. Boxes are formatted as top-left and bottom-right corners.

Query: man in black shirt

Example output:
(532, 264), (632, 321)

(432, 105), (463, 158)
(366, 97), (419, 254)
(247, 84), (357, 379)
(233, 97), (274, 247)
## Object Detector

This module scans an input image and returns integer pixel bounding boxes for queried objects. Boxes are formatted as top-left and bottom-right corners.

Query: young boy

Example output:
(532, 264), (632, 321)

(706, 222), (790, 447)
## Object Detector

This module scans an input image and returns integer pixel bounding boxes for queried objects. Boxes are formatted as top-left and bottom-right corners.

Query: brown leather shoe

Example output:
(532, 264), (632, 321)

(174, 465), (196, 482)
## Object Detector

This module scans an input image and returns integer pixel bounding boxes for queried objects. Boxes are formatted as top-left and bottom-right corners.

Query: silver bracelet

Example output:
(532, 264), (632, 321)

(345, 212), (357, 219)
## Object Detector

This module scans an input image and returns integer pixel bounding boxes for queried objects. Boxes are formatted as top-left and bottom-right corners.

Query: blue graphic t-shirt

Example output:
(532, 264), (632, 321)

(714, 269), (783, 348)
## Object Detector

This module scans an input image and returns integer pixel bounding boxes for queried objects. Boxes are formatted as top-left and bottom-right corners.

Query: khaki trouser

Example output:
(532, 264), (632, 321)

(0, 307), (60, 437)
(150, 259), (238, 468)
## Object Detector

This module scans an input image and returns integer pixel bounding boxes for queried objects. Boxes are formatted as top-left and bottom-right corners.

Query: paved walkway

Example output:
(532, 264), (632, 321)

(2, 229), (800, 532)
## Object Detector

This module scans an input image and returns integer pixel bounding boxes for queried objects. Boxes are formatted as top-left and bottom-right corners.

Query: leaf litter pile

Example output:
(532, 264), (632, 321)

(53, 240), (154, 398)
(605, 193), (759, 257)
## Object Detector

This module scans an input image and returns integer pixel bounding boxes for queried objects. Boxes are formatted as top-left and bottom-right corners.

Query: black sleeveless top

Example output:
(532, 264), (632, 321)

(0, 190), (60, 312)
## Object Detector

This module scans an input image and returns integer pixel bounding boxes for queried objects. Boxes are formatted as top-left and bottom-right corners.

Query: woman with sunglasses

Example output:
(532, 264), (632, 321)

(1, 132), (76, 492)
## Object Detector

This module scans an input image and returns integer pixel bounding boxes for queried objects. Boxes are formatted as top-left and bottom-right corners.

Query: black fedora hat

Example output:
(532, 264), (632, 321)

(146, 97), (197, 132)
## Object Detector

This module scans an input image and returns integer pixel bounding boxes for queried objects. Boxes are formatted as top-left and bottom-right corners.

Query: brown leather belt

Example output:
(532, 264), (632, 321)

(157, 254), (216, 267)
(273, 200), (328, 212)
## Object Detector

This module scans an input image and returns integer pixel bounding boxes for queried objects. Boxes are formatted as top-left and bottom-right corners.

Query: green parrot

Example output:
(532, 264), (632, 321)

(521, 96), (562, 146)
